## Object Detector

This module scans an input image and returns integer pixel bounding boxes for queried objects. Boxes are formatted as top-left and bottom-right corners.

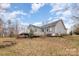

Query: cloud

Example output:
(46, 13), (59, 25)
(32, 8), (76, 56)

(0, 3), (11, 9)
(33, 22), (42, 26)
(50, 4), (63, 12)
(21, 22), (29, 26)
(71, 4), (79, 18)
(62, 10), (71, 17)
(55, 10), (71, 17)
(50, 4), (69, 13)
(48, 17), (52, 21)
(0, 3), (11, 13)
(48, 18), (59, 24)
(0, 3), (28, 34)
(0, 4), (28, 33)
(30, 3), (45, 14)
(0, 3), (11, 21)
(0, 3), (27, 21)
(0, 10), (27, 26)
(49, 3), (73, 29)
(49, 3), (70, 15)
(47, 17), (56, 23)
(8, 10), (27, 20)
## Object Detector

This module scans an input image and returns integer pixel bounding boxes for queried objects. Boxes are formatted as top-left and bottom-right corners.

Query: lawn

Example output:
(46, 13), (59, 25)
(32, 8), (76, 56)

(0, 35), (79, 56)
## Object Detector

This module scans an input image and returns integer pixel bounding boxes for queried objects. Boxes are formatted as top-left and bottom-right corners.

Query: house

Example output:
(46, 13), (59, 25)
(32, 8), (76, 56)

(41, 20), (67, 36)
(27, 19), (67, 36)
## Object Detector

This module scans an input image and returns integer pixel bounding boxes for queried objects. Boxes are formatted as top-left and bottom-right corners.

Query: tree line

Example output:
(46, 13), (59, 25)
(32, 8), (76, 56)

(0, 18), (19, 37)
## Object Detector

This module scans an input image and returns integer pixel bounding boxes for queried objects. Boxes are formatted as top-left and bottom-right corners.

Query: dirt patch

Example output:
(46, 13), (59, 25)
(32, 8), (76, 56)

(0, 40), (16, 48)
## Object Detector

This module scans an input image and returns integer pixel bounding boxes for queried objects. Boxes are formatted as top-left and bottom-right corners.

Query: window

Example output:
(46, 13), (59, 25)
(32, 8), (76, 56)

(42, 29), (44, 32)
(35, 28), (37, 32)
(49, 28), (52, 31)
(47, 28), (49, 32)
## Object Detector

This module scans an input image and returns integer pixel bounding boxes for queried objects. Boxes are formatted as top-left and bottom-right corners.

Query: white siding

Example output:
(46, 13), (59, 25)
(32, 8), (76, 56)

(34, 28), (44, 36)
(46, 27), (55, 34)
(28, 26), (44, 36)
(55, 21), (67, 34)
(49, 27), (55, 33)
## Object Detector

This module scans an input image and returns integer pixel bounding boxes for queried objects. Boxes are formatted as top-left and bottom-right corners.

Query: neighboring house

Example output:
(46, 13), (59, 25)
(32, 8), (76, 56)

(27, 25), (44, 36)
(27, 19), (67, 36)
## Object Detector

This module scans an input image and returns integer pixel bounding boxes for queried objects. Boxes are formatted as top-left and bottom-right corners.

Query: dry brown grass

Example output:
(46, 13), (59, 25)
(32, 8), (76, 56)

(0, 35), (79, 56)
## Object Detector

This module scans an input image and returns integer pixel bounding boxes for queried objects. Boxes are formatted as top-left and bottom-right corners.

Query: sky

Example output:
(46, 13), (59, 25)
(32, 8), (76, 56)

(0, 3), (78, 30)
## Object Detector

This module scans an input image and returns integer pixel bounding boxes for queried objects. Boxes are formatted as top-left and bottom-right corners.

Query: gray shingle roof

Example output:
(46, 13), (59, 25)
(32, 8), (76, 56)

(41, 20), (62, 28)
(28, 19), (67, 30)
(28, 24), (41, 29)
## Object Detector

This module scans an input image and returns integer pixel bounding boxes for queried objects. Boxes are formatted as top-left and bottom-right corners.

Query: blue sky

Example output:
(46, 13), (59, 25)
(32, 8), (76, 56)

(9, 3), (52, 24)
(0, 3), (78, 29)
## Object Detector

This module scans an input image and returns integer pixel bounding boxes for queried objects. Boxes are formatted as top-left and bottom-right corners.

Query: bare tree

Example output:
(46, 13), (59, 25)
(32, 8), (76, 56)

(0, 18), (4, 37)
(15, 20), (19, 36)
(71, 4), (79, 34)
(8, 20), (15, 37)
(72, 24), (79, 34)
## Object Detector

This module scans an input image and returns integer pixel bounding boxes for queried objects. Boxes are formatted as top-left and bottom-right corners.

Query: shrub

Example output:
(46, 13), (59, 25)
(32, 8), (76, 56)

(29, 29), (34, 38)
